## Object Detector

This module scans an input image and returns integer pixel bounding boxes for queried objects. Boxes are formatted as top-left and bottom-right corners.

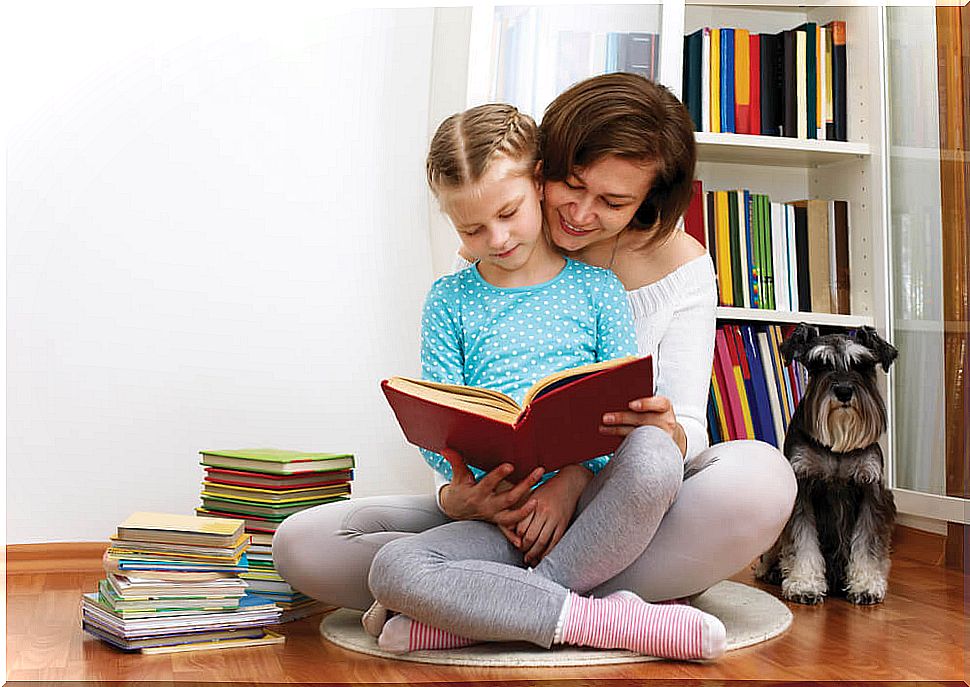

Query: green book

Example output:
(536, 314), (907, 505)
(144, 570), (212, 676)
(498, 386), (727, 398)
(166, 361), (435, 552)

(200, 495), (350, 519)
(200, 448), (354, 475)
(760, 195), (776, 310)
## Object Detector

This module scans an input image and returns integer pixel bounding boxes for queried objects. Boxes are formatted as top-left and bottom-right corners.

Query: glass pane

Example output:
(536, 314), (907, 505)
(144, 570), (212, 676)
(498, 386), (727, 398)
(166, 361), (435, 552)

(488, 5), (663, 119)
(886, 7), (946, 495)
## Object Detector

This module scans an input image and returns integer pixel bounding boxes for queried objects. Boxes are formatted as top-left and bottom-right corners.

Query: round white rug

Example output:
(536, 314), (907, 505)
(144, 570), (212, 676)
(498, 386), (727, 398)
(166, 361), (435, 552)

(320, 581), (792, 666)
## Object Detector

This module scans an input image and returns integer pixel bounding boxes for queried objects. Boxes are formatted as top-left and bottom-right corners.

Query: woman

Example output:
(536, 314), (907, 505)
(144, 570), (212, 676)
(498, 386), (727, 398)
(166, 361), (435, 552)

(273, 73), (796, 645)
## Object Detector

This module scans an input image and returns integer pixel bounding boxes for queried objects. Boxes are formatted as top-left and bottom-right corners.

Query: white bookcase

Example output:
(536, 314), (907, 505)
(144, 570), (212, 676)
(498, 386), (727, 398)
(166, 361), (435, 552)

(430, 3), (960, 523)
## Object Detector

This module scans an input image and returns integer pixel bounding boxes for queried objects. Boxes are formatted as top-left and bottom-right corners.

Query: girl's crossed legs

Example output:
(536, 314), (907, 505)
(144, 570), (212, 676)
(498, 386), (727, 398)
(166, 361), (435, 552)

(273, 428), (796, 648)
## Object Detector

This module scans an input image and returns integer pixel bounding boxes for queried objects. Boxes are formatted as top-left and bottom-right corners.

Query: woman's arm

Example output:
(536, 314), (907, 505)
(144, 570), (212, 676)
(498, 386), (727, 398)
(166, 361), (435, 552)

(600, 255), (717, 461)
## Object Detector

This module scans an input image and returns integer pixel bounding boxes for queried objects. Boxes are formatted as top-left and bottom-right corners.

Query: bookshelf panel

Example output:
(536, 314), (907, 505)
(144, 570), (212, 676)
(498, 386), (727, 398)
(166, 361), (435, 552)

(696, 132), (870, 167)
(715, 307), (874, 329)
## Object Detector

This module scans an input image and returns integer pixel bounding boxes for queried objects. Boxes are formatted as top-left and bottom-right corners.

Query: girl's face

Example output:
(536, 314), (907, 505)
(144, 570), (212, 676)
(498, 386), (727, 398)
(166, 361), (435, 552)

(439, 156), (547, 280)
(543, 154), (657, 253)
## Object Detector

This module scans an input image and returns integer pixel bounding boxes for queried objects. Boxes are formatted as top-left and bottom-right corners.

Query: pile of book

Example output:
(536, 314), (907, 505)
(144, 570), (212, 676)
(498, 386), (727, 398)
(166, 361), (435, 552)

(683, 21), (848, 141)
(683, 180), (850, 316)
(82, 512), (283, 653)
(707, 323), (807, 449)
(196, 448), (354, 622)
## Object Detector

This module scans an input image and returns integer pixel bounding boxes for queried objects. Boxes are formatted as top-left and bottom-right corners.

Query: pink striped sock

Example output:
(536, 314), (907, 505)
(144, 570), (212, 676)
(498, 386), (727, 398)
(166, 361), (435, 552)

(376, 614), (478, 654)
(559, 590), (726, 660)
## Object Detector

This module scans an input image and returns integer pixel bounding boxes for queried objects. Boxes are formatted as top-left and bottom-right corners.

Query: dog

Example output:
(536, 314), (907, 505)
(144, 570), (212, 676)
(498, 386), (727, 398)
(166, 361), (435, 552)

(755, 323), (898, 605)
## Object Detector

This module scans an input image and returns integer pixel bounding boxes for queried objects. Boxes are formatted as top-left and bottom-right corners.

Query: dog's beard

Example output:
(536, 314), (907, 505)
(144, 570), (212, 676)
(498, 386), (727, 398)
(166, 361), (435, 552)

(814, 398), (882, 453)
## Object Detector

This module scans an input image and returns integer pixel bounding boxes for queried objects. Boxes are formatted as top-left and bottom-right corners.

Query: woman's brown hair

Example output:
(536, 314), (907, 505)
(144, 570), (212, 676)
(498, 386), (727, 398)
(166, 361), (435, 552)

(540, 72), (697, 244)
(426, 103), (539, 194)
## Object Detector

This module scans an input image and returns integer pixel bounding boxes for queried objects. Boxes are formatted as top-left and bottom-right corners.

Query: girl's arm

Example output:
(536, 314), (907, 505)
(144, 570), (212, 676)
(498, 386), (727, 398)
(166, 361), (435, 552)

(420, 278), (542, 524)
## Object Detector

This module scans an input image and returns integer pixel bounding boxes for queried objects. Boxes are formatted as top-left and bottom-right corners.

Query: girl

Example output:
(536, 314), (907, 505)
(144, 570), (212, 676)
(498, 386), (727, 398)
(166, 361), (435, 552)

(366, 102), (728, 661)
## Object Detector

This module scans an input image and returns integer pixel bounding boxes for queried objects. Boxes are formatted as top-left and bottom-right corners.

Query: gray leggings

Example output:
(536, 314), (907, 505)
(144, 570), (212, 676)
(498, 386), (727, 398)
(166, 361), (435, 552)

(273, 427), (796, 646)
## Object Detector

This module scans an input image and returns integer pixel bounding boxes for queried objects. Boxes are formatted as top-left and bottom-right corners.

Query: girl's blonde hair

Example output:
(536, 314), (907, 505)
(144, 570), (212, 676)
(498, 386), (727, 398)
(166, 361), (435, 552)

(427, 104), (539, 194)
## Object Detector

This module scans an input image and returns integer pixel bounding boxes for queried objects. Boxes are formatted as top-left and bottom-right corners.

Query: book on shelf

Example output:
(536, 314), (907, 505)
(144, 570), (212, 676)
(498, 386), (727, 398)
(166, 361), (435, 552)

(708, 323), (808, 448)
(684, 19), (847, 141)
(382, 356), (653, 481)
(200, 448), (355, 475)
(702, 186), (850, 317)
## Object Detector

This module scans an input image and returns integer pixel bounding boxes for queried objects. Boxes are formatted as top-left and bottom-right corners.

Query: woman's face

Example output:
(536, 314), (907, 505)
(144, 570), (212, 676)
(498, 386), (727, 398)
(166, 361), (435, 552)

(543, 154), (657, 253)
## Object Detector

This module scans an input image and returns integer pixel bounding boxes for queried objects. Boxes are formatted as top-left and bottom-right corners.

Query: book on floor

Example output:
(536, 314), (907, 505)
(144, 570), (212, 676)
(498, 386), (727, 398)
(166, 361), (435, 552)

(116, 512), (245, 548)
(381, 355), (653, 480)
(200, 449), (355, 475)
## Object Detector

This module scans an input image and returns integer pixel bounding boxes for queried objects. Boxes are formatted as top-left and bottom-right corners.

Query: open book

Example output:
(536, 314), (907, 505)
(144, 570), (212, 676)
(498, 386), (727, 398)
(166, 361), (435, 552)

(382, 356), (653, 481)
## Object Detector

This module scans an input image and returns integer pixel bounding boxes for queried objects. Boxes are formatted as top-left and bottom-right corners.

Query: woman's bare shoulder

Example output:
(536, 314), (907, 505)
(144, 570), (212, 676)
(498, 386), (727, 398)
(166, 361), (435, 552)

(619, 230), (707, 287)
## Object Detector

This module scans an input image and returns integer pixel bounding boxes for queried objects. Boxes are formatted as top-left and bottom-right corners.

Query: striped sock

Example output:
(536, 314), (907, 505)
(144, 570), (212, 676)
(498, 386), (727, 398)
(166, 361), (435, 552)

(558, 590), (726, 660)
(376, 614), (478, 653)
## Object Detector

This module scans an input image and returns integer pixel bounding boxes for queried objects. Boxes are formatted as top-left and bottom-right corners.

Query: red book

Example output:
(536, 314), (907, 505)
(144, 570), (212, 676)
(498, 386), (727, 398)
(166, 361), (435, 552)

(382, 356), (653, 481)
(715, 328), (746, 440)
(712, 330), (738, 440)
(203, 467), (353, 490)
(683, 179), (706, 248)
(750, 34), (762, 135)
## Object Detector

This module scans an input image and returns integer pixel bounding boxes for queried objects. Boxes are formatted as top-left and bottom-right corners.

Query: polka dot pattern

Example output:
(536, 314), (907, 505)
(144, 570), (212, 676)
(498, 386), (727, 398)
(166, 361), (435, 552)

(419, 259), (637, 484)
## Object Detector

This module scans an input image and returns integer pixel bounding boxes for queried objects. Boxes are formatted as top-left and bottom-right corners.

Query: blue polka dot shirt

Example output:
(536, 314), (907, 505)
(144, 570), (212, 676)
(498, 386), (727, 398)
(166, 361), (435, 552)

(420, 257), (638, 485)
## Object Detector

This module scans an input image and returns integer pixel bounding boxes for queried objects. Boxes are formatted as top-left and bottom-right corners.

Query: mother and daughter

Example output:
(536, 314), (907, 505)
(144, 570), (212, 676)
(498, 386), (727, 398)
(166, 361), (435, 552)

(273, 73), (797, 661)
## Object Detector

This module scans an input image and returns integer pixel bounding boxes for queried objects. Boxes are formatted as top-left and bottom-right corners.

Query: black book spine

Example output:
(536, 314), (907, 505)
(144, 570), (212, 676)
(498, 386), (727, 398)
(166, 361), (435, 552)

(782, 30), (797, 138)
(832, 36), (847, 141)
(793, 205), (811, 311)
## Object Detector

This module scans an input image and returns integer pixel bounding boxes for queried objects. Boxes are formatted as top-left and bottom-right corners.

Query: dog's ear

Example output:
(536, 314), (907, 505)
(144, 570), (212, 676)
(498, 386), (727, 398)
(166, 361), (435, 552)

(853, 326), (899, 372)
(780, 323), (820, 365)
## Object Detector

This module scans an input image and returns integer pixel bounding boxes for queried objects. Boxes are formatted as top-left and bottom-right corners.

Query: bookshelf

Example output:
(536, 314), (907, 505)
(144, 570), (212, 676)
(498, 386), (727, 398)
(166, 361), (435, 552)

(441, 2), (934, 511)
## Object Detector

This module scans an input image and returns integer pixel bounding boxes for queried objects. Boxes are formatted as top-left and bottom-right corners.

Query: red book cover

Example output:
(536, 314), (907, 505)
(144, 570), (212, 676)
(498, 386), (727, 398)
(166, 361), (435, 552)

(203, 467), (353, 490)
(683, 179), (706, 248)
(715, 328), (746, 439)
(750, 34), (762, 135)
(732, 324), (752, 380)
(712, 330), (737, 440)
(382, 356), (654, 482)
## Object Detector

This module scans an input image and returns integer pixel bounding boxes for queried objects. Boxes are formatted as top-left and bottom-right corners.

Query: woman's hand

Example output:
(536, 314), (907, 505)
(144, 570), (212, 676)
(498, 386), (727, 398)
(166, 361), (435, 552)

(511, 464), (592, 566)
(599, 394), (687, 457)
(438, 449), (543, 540)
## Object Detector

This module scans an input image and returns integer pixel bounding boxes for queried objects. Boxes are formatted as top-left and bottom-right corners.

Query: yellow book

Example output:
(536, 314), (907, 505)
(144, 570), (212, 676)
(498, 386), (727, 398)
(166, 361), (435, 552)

(140, 629), (285, 654)
(117, 512), (244, 548)
(710, 370), (730, 441)
(710, 29), (721, 133)
(715, 190), (733, 305)
(200, 481), (350, 503)
(770, 325), (793, 425)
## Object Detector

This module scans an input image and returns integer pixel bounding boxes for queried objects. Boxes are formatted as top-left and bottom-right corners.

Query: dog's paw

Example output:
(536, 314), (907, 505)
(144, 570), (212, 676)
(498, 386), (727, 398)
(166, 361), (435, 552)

(783, 589), (826, 605)
(846, 589), (885, 605)
(782, 577), (827, 605)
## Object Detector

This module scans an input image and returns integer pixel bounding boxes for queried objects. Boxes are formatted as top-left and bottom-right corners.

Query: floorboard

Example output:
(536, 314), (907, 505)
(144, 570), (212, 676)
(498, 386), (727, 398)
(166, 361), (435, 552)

(6, 548), (967, 684)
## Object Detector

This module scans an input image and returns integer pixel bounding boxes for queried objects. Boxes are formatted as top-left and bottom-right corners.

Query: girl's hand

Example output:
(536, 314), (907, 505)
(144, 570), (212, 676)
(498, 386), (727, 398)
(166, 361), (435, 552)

(438, 449), (542, 539)
(599, 394), (687, 457)
(514, 464), (592, 566)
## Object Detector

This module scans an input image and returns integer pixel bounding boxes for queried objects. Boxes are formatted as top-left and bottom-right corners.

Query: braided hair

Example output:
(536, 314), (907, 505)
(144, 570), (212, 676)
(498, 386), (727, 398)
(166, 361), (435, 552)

(427, 104), (539, 194)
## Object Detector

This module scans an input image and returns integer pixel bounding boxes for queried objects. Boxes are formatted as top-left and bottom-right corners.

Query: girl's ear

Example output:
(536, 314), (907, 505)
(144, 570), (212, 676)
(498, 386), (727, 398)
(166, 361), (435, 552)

(534, 161), (544, 198)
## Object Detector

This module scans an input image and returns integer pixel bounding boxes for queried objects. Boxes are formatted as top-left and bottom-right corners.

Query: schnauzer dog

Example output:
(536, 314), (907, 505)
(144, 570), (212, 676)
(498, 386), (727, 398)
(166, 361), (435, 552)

(755, 324), (898, 605)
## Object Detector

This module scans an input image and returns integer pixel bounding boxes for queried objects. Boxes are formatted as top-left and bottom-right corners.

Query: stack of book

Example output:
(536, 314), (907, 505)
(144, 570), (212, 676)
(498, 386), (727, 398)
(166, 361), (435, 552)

(707, 323), (808, 449)
(683, 21), (848, 141)
(82, 512), (283, 653)
(683, 180), (851, 315)
(196, 448), (354, 622)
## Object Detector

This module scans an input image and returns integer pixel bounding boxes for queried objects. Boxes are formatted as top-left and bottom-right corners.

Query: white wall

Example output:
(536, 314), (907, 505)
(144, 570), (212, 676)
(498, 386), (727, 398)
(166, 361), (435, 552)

(6, 2), (439, 543)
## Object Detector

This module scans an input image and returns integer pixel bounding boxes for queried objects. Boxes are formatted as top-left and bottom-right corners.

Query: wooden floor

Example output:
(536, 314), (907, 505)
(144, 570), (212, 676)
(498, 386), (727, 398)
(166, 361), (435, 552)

(6, 545), (968, 685)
